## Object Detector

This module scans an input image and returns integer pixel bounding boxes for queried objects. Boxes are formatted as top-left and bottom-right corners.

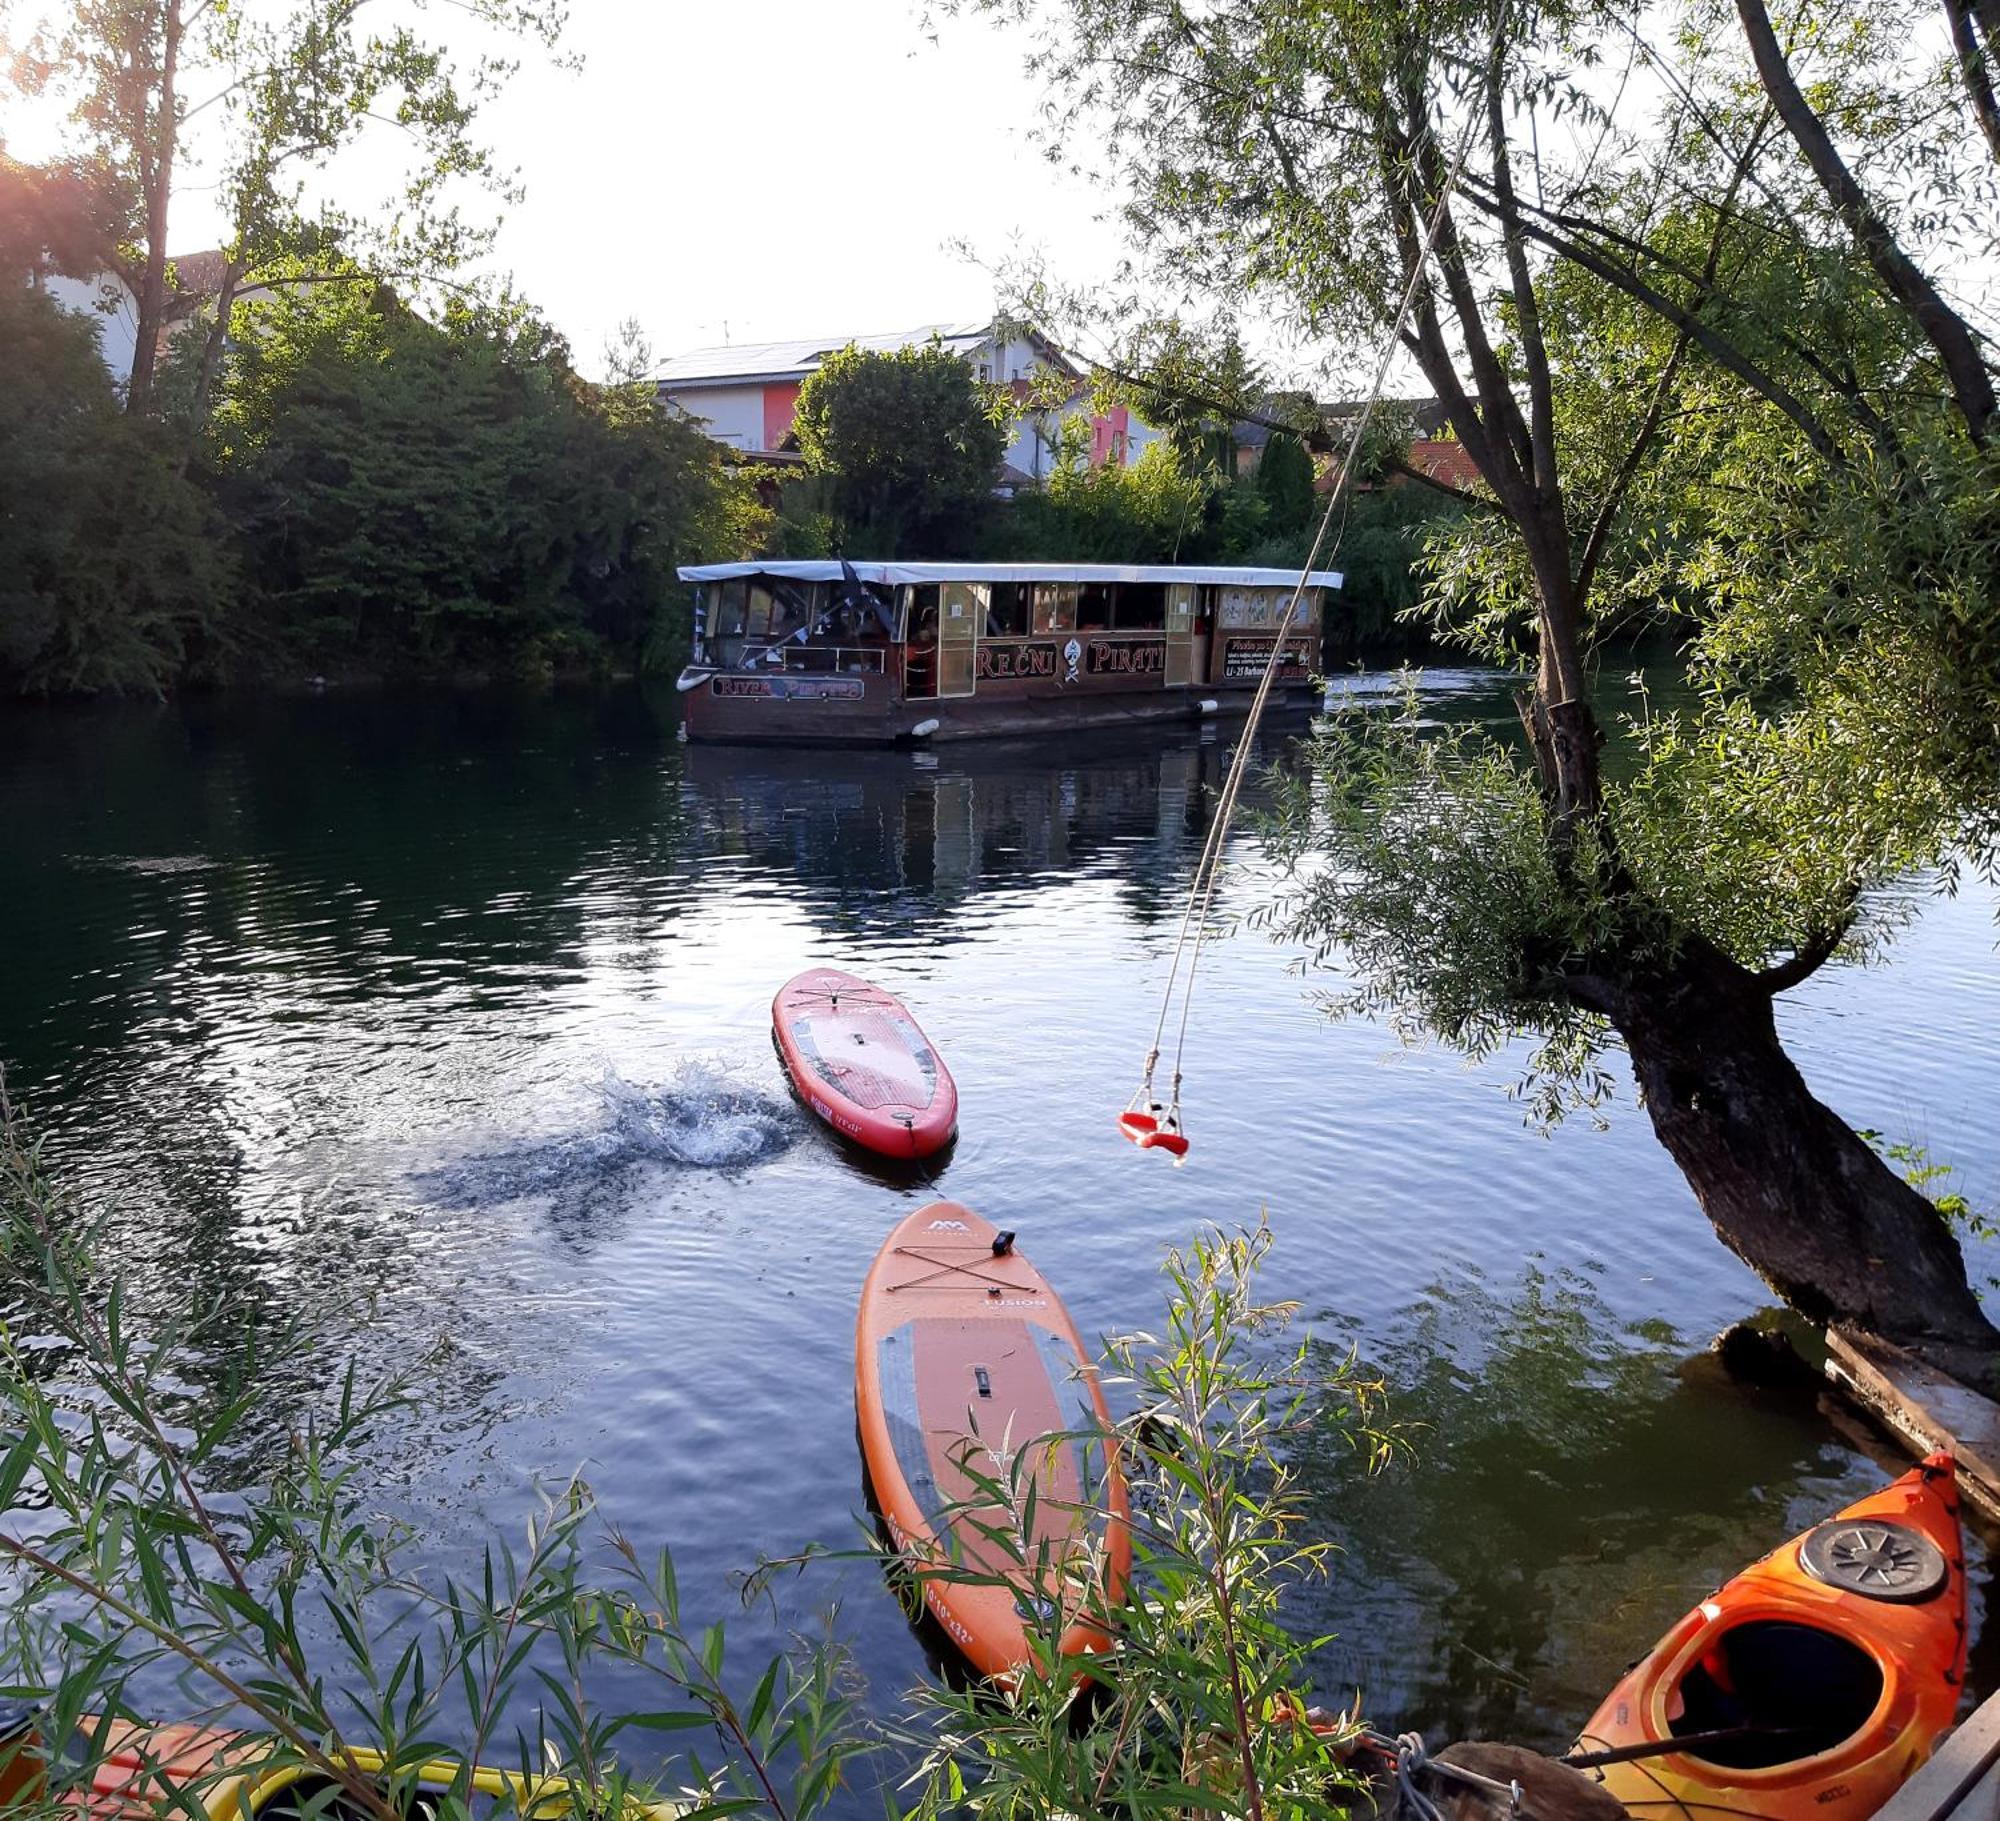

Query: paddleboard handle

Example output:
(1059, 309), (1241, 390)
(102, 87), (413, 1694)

(992, 1231), (1016, 1256)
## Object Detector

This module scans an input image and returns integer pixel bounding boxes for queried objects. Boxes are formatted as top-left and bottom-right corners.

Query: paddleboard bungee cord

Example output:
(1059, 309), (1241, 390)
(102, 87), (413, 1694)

(1119, 113), (1481, 1163)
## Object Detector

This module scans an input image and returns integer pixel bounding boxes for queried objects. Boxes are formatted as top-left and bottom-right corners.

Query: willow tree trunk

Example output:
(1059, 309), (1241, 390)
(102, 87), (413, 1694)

(1609, 943), (2000, 1387)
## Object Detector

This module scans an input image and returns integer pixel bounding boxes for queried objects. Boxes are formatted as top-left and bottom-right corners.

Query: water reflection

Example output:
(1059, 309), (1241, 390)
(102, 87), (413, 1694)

(677, 729), (1240, 932)
(3, 677), (1997, 1770)
(1291, 1265), (1996, 1746)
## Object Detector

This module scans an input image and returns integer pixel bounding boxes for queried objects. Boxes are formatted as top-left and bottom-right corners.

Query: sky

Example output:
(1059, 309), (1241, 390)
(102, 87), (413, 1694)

(476, 0), (1123, 372)
(5, 0), (1160, 379)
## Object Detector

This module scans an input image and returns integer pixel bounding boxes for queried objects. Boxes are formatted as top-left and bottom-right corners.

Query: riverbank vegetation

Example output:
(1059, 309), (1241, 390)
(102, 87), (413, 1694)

(0, 264), (766, 694)
(977, 0), (2000, 1378)
(783, 339), (1469, 659)
(0, 1082), (1391, 1819)
(1, 0), (769, 694)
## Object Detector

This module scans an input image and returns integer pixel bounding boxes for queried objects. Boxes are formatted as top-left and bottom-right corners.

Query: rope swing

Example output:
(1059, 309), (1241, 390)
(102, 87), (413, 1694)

(1117, 121), (1479, 1163)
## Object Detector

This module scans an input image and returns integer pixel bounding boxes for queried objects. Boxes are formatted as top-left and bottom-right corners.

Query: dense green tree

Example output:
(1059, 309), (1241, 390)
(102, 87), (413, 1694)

(1253, 431), (1317, 540)
(208, 280), (760, 677)
(0, 286), (234, 692)
(3, 0), (564, 413)
(0, 151), (130, 285)
(974, 0), (2000, 1376)
(792, 341), (1009, 554)
(987, 421), (1211, 561)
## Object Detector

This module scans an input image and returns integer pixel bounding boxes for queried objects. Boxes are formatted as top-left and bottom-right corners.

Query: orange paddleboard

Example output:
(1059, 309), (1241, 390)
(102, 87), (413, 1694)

(773, 969), (957, 1159)
(1574, 1453), (1966, 1821)
(855, 1201), (1130, 1681)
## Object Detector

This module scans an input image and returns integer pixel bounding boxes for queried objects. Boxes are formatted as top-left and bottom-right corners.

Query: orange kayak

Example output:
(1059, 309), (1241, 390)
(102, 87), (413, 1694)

(1574, 1452), (1967, 1821)
(855, 1201), (1130, 1681)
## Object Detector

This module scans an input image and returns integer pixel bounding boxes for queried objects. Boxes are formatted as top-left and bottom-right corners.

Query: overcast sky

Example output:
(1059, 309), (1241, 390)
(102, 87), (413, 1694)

(8, 0), (1168, 377)
(479, 1), (1129, 371)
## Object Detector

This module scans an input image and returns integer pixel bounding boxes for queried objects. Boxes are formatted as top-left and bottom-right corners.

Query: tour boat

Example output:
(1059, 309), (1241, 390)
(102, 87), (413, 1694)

(674, 561), (1342, 744)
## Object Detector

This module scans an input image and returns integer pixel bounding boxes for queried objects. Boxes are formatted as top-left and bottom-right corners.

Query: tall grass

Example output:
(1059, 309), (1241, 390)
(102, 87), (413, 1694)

(1, 1078), (1389, 1820)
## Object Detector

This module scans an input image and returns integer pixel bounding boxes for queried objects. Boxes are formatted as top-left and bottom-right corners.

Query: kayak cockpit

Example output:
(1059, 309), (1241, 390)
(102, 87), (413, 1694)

(1668, 1619), (1884, 1768)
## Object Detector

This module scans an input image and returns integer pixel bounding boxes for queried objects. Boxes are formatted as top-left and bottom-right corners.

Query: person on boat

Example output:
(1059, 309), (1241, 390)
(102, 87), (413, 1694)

(906, 605), (939, 697)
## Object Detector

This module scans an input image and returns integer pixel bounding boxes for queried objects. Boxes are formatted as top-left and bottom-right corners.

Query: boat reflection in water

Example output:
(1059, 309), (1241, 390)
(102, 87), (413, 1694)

(675, 722), (1297, 931)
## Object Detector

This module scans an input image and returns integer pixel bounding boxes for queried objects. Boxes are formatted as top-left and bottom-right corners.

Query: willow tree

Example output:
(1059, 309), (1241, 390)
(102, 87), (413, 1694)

(972, 0), (2000, 1379)
(5, 0), (564, 414)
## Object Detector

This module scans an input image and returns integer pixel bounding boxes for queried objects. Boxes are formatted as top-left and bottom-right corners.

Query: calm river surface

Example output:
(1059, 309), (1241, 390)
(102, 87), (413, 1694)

(5, 675), (1999, 1780)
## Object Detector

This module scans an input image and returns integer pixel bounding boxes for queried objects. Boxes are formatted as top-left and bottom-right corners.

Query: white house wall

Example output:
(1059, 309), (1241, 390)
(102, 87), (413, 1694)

(663, 383), (764, 449)
(40, 272), (140, 383)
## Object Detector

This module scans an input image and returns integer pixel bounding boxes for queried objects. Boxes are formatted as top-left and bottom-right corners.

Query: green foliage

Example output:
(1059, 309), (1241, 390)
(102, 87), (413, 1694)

(792, 341), (1010, 555)
(205, 280), (757, 679)
(1, 1081), (1396, 1821)
(1253, 434), (1317, 540)
(759, 474), (841, 560)
(0, 152), (130, 283)
(895, 1223), (1393, 1821)
(0, 286), (235, 694)
(12, 0), (568, 412)
(1097, 319), (1266, 479)
(1256, 686), (1628, 1126)
(0, 1076), (867, 1821)
(989, 423), (1210, 562)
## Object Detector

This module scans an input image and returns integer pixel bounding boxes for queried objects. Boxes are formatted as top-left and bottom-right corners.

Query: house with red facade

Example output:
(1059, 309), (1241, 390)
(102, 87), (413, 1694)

(653, 320), (1157, 484)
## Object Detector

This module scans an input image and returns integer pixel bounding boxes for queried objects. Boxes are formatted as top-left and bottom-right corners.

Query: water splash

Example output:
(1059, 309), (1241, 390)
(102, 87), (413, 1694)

(414, 1064), (802, 1209)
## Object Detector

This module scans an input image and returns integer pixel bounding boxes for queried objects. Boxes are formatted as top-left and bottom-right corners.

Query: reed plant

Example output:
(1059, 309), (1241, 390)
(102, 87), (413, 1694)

(891, 1224), (1394, 1821)
(2, 1073), (1390, 1821)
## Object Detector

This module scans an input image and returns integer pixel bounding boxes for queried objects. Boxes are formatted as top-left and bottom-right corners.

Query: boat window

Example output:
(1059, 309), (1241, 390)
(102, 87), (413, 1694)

(1113, 583), (1167, 631)
(1034, 584), (1077, 635)
(1076, 581), (1115, 631)
(1669, 1621), (1883, 1769)
(986, 582), (1033, 638)
(1218, 586), (1280, 629)
(708, 579), (749, 668)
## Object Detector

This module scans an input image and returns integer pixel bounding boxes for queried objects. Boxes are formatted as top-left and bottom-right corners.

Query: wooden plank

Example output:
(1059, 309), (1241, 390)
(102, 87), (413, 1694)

(1873, 1692), (2000, 1821)
(1824, 1328), (2000, 1524)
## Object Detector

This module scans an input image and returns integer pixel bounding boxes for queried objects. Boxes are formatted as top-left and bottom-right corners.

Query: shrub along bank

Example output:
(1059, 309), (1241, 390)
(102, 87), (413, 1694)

(0, 279), (766, 695)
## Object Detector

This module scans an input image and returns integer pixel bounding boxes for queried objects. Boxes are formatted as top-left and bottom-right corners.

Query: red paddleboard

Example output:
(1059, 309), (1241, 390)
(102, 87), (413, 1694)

(772, 969), (957, 1159)
(855, 1201), (1130, 1682)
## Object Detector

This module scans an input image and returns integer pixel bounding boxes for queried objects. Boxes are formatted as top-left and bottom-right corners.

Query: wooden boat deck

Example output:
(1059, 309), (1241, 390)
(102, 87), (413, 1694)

(1874, 1691), (2000, 1821)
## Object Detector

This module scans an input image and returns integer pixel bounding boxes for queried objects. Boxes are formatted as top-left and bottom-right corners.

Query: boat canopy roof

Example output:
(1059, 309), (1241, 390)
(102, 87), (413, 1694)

(677, 560), (1344, 588)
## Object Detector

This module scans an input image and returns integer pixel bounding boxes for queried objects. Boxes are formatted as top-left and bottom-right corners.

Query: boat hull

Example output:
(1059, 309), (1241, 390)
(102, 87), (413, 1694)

(679, 666), (1321, 746)
(1574, 1453), (1966, 1821)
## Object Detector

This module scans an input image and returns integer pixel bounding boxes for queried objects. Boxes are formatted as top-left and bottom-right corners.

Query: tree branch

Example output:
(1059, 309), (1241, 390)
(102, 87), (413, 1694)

(1385, 455), (1497, 511)
(1737, 0), (1996, 446)
(1752, 918), (1853, 995)
(1477, 195), (1849, 465)
(1944, 0), (2000, 169)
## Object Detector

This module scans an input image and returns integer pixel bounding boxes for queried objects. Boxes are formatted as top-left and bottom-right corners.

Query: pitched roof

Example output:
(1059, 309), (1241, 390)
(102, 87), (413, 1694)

(1402, 437), (1483, 491)
(656, 321), (994, 386)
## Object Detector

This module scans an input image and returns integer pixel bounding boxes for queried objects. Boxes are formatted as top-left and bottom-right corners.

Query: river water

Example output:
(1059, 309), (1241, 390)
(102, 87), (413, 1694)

(4, 675), (1998, 1778)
